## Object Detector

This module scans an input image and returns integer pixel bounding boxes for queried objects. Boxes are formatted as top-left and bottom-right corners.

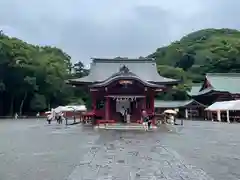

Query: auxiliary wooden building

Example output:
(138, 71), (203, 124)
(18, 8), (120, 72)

(191, 73), (240, 122)
(154, 99), (206, 119)
(68, 58), (179, 124)
(191, 73), (240, 105)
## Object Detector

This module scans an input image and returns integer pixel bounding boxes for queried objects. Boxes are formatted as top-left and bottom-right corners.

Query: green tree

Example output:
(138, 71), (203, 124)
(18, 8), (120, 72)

(157, 65), (191, 100)
(0, 33), (88, 116)
(30, 94), (47, 112)
(73, 61), (89, 77)
(19, 76), (38, 115)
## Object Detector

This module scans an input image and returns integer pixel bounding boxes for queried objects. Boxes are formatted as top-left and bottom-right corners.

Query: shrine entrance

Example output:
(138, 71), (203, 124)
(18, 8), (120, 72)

(107, 95), (145, 123)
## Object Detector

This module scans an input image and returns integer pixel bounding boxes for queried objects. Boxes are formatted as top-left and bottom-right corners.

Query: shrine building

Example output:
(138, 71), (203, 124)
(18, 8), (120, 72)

(68, 58), (179, 124)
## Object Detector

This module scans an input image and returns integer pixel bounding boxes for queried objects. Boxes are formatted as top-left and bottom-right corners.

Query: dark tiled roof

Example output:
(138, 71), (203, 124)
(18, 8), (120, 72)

(90, 66), (164, 88)
(191, 87), (214, 97)
(70, 58), (179, 84)
(154, 99), (206, 108)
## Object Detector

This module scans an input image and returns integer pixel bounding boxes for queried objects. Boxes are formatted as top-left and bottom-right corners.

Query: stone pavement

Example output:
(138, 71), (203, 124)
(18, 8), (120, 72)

(1, 119), (240, 180)
(68, 130), (213, 180)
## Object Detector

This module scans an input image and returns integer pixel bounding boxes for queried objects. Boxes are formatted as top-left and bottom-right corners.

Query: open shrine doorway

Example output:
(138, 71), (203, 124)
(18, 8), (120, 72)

(107, 95), (145, 123)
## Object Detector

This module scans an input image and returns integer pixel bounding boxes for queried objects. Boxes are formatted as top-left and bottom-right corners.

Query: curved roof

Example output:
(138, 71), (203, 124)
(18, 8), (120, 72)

(187, 84), (202, 96)
(205, 73), (240, 93)
(90, 66), (164, 88)
(154, 99), (207, 108)
(70, 58), (179, 85)
(189, 73), (240, 97)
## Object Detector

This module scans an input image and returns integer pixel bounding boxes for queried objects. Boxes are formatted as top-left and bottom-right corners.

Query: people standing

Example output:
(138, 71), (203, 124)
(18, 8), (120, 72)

(120, 106), (125, 123)
(47, 113), (52, 124)
(59, 112), (65, 124)
(147, 116), (152, 130)
(141, 109), (149, 131)
(14, 113), (18, 120)
(169, 114), (174, 125)
(126, 108), (131, 123)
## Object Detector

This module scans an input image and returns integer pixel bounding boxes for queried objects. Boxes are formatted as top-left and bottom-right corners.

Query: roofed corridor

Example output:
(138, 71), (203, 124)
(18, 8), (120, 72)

(0, 119), (240, 180)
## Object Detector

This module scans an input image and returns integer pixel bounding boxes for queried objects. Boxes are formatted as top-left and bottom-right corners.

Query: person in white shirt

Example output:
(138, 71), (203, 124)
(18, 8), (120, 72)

(47, 114), (52, 124)
(14, 113), (18, 120)
(141, 109), (149, 131)
(169, 115), (174, 125)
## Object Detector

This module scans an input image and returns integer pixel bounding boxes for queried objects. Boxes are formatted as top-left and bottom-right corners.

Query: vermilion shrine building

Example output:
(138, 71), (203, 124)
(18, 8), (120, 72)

(69, 58), (179, 124)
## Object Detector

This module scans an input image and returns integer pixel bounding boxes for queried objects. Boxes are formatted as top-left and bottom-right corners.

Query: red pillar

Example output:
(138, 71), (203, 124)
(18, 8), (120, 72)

(144, 87), (147, 110)
(91, 92), (96, 114)
(151, 91), (156, 125)
(105, 96), (110, 120)
(151, 91), (155, 113)
(143, 96), (146, 109)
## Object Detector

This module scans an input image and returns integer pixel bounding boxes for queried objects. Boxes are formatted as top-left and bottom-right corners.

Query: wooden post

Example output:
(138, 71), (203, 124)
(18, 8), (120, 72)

(144, 87), (147, 110)
(185, 109), (188, 119)
(217, 110), (221, 122)
(226, 110), (230, 123)
(105, 96), (110, 120)
(151, 90), (155, 125)
(151, 91), (154, 113)
(108, 97), (111, 120)
(91, 91), (96, 114)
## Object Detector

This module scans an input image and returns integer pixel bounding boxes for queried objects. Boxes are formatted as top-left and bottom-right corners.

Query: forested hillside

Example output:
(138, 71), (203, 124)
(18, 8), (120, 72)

(151, 28), (240, 100)
(1, 28), (240, 115)
(0, 32), (88, 116)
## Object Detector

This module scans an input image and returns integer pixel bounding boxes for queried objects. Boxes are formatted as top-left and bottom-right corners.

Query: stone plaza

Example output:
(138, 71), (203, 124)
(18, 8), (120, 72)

(0, 119), (240, 180)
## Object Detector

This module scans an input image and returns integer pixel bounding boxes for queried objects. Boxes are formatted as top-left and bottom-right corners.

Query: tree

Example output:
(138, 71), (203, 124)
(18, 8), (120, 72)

(157, 65), (192, 100)
(0, 34), (88, 116)
(19, 76), (38, 115)
(149, 28), (240, 98)
(175, 52), (195, 71)
(73, 61), (89, 78)
(30, 94), (47, 112)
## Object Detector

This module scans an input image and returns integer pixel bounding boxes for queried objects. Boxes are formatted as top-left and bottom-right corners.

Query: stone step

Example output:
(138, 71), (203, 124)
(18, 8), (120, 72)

(95, 124), (157, 130)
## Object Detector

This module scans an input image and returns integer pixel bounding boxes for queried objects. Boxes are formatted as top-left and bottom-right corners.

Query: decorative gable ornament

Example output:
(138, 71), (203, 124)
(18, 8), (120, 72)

(119, 65), (129, 73)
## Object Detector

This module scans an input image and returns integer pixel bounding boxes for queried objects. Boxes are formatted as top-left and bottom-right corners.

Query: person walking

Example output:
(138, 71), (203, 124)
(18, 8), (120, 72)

(47, 113), (52, 124)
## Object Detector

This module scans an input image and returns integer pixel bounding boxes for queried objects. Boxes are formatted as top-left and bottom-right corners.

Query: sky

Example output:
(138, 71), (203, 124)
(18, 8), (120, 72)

(0, 0), (240, 65)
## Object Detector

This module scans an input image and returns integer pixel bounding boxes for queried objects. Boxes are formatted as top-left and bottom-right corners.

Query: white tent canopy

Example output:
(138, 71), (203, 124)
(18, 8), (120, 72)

(205, 100), (240, 111)
(54, 105), (86, 113)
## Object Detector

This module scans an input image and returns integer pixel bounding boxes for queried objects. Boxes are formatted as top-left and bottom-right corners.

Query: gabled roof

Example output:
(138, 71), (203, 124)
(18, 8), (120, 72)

(154, 99), (206, 108)
(205, 73), (240, 94)
(69, 58), (179, 85)
(191, 73), (240, 97)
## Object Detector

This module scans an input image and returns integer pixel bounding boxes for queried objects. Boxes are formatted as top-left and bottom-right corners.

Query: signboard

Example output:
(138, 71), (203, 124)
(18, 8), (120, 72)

(119, 80), (133, 85)
(90, 88), (98, 92)
(108, 95), (144, 102)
